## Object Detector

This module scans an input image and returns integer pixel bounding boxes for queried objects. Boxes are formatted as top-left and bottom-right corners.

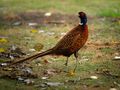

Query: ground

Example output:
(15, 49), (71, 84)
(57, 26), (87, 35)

(0, 0), (120, 90)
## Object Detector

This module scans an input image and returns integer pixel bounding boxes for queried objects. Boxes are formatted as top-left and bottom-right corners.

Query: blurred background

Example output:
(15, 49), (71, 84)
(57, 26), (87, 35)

(0, 0), (120, 90)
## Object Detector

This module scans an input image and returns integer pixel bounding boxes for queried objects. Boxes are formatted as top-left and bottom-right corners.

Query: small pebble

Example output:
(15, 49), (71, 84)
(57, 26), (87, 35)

(44, 12), (52, 17)
(45, 82), (64, 86)
(29, 49), (36, 52)
(47, 32), (55, 35)
(90, 76), (98, 79)
(38, 30), (45, 33)
(13, 21), (22, 26)
(61, 32), (66, 36)
(18, 77), (24, 81)
(24, 79), (34, 85)
(9, 55), (14, 60)
(41, 77), (48, 80)
(28, 23), (38, 26)
(0, 63), (7, 66)
(109, 88), (117, 90)
(114, 56), (120, 60)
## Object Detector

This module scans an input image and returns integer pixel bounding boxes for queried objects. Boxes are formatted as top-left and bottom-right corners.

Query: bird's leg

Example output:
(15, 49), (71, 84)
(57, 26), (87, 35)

(64, 57), (69, 66)
(73, 52), (79, 72)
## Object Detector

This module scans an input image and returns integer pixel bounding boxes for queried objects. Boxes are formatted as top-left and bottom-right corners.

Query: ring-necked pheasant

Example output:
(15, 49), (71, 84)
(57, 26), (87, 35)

(9, 12), (88, 72)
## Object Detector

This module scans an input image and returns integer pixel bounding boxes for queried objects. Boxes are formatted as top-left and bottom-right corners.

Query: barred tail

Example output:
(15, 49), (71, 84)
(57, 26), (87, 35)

(9, 49), (54, 65)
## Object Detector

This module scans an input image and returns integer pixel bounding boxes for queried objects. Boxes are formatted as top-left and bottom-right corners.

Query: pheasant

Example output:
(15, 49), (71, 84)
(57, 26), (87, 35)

(9, 12), (88, 72)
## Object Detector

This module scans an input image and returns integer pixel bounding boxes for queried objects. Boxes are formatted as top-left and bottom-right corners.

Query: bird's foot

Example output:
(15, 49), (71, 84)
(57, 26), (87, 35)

(67, 70), (76, 76)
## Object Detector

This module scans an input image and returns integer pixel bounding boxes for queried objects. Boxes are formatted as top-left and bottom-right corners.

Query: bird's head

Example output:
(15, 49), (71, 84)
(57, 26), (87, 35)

(78, 12), (87, 26)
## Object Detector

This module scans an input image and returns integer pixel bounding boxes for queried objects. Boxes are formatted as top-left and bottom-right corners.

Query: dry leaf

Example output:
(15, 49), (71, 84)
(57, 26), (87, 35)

(67, 70), (75, 76)
(0, 38), (8, 43)
(30, 29), (38, 33)
(33, 43), (43, 51)
(0, 48), (5, 52)
(44, 59), (49, 64)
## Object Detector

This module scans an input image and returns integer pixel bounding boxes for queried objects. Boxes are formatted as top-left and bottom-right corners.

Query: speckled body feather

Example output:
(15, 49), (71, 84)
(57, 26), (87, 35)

(52, 24), (88, 57)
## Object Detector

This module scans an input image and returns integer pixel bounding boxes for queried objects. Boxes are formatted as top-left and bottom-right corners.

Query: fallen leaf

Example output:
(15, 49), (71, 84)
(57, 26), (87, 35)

(33, 43), (44, 51)
(67, 70), (76, 76)
(30, 29), (38, 33)
(44, 59), (49, 64)
(0, 48), (5, 52)
(0, 38), (8, 43)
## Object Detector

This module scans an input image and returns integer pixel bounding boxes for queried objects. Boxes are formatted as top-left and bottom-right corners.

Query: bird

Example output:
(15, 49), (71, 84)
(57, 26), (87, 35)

(9, 12), (88, 72)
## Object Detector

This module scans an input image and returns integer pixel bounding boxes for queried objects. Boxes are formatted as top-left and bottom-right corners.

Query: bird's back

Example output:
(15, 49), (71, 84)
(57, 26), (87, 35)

(53, 24), (88, 57)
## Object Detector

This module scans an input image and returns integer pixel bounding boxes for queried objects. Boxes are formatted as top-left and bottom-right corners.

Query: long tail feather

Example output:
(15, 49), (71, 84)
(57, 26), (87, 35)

(9, 49), (54, 66)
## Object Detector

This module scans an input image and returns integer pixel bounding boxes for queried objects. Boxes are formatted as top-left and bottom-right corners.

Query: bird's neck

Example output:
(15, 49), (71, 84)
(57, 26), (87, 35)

(79, 23), (87, 29)
(79, 23), (87, 26)
(79, 17), (87, 26)
(78, 24), (88, 32)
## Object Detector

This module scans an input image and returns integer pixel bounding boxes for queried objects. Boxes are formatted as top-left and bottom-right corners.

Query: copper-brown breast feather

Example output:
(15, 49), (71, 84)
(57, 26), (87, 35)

(53, 25), (82, 51)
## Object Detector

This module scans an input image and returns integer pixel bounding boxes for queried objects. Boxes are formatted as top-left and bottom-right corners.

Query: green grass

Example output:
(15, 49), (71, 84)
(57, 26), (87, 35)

(0, 0), (120, 17)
